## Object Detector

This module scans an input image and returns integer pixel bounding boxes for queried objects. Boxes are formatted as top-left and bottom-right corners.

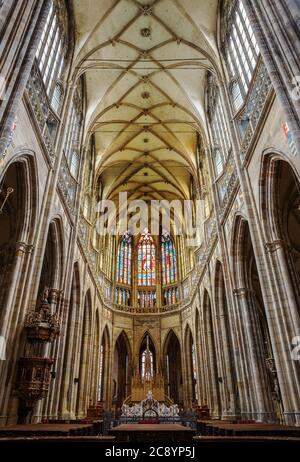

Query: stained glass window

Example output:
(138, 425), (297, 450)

(116, 288), (130, 306)
(116, 231), (132, 285)
(141, 349), (153, 380)
(138, 290), (156, 308)
(161, 233), (177, 285)
(98, 344), (104, 401)
(163, 287), (178, 305)
(36, 1), (65, 102)
(192, 343), (198, 400)
(138, 229), (156, 286)
(226, 0), (260, 103)
(207, 74), (231, 177)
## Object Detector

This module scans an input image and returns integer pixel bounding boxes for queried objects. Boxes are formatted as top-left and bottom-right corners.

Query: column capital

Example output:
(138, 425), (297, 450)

(48, 288), (63, 305)
(264, 239), (288, 252)
(233, 287), (253, 297)
(15, 241), (34, 255)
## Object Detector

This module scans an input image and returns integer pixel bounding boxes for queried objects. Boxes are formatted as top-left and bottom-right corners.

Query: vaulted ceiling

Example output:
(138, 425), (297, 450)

(72, 0), (220, 204)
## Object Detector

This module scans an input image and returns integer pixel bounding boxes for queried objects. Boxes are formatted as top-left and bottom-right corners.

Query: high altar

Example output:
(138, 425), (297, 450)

(131, 335), (165, 403)
(131, 373), (165, 402)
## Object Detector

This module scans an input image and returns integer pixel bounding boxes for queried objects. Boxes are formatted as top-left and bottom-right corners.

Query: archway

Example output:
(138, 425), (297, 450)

(0, 163), (25, 310)
(139, 332), (156, 379)
(0, 156), (37, 422)
(261, 156), (300, 310)
(0, 157), (37, 337)
(259, 155), (300, 424)
(163, 330), (182, 404)
(35, 219), (64, 309)
(112, 331), (131, 407)
(33, 219), (64, 422)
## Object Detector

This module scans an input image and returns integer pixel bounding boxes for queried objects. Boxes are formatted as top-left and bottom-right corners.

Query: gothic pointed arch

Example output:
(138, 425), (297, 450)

(0, 154), (38, 321)
(163, 329), (182, 404)
(35, 217), (64, 309)
(260, 152), (300, 304)
(137, 230), (156, 287)
(139, 331), (157, 379)
(115, 231), (132, 306)
(113, 330), (132, 403)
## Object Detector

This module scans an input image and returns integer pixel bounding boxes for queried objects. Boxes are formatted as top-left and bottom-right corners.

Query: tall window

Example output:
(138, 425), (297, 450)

(116, 232), (132, 285)
(36, 0), (65, 108)
(161, 233), (177, 285)
(115, 288), (131, 306)
(226, 0), (260, 107)
(138, 229), (156, 286)
(64, 83), (83, 179)
(207, 74), (232, 176)
(98, 344), (104, 401)
(192, 343), (198, 401)
(141, 349), (154, 381)
(163, 287), (179, 305)
(114, 230), (181, 308)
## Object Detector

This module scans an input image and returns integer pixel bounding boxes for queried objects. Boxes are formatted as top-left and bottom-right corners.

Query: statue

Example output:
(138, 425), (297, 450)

(42, 288), (49, 303)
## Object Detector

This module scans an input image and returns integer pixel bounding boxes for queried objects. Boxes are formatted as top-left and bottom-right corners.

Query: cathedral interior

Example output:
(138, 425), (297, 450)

(1, 0), (300, 444)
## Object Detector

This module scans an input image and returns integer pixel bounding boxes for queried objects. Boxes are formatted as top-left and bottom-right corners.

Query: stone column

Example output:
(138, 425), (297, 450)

(204, 309), (221, 418)
(105, 341), (112, 409)
(0, 242), (33, 341)
(0, 1), (35, 114)
(57, 295), (79, 420)
(194, 308), (207, 407)
(0, 0), (52, 157)
(243, 0), (300, 155)
(229, 289), (253, 420)
(197, 306), (209, 408)
(233, 287), (275, 422)
(214, 304), (238, 419)
(264, 240), (300, 425)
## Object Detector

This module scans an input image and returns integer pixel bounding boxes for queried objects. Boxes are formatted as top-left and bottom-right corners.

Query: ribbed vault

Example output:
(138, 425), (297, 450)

(72, 0), (220, 205)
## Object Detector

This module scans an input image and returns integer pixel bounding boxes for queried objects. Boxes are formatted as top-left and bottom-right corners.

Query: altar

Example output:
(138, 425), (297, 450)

(109, 423), (195, 442)
(121, 390), (179, 421)
(131, 373), (165, 402)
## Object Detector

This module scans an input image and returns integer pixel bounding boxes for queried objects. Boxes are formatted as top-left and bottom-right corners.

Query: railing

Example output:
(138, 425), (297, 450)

(216, 150), (238, 217)
(77, 215), (113, 302)
(102, 412), (197, 434)
(77, 206), (220, 314)
(76, 222), (219, 315)
(26, 61), (59, 163)
(205, 213), (217, 246)
(58, 151), (78, 214)
(78, 216), (89, 245)
(237, 57), (272, 161)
